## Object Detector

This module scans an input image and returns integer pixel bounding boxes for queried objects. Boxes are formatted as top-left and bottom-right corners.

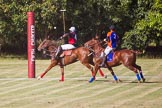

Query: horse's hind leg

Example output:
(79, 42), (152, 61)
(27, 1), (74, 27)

(125, 64), (142, 83)
(134, 64), (145, 82)
(59, 66), (64, 82)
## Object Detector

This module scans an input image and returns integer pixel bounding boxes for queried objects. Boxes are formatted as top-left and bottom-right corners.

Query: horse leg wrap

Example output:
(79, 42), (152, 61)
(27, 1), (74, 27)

(40, 72), (46, 78)
(91, 71), (96, 80)
(60, 75), (64, 82)
(99, 69), (104, 77)
(89, 77), (95, 83)
(91, 71), (94, 76)
(113, 75), (118, 81)
(136, 73), (141, 81)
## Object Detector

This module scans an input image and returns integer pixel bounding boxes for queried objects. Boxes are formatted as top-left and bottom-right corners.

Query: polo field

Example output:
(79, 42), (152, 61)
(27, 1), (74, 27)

(0, 58), (162, 108)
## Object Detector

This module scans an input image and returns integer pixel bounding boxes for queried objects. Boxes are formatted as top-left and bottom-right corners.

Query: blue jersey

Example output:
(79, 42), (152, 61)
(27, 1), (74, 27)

(107, 31), (118, 48)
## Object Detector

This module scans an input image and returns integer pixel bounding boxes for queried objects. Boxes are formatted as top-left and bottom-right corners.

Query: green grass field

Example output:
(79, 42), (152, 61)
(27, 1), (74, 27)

(0, 58), (162, 108)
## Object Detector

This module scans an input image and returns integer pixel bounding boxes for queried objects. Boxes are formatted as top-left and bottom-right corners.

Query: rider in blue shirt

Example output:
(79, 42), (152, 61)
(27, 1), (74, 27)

(100, 25), (119, 66)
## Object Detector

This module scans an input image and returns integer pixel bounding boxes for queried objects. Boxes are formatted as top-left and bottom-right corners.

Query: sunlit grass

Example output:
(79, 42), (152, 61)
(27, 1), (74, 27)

(0, 58), (162, 108)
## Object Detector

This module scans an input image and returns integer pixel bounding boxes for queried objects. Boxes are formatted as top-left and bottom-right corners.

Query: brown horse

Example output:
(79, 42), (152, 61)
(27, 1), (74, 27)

(84, 38), (145, 83)
(37, 38), (105, 81)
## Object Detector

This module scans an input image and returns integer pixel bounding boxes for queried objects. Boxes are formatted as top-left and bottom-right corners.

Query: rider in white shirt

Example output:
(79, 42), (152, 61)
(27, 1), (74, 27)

(55, 26), (77, 59)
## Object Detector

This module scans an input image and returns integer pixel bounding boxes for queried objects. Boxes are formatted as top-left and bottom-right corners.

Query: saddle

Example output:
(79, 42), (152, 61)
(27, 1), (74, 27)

(58, 50), (73, 66)
(106, 51), (114, 62)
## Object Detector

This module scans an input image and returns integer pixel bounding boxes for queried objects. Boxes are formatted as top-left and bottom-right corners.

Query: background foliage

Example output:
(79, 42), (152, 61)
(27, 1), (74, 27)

(0, 0), (162, 55)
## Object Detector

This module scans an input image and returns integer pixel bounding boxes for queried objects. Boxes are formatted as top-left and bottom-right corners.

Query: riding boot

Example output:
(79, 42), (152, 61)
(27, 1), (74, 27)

(100, 56), (106, 67)
(99, 53), (106, 67)
(55, 46), (62, 60)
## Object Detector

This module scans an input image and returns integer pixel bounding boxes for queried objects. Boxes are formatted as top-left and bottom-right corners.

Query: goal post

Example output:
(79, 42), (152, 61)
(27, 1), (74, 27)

(27, 12), (35, 78)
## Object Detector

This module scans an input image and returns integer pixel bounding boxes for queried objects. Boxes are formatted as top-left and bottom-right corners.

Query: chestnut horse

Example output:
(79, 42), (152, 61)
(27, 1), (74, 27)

(37, 38), (105, 81)
(84, 38), (145, 83)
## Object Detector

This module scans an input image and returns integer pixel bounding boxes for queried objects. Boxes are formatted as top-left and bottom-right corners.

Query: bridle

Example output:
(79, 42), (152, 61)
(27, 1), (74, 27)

(43, 45), (58, 57)
(84, 39), (104, 57)
(39, 40), (58, 57)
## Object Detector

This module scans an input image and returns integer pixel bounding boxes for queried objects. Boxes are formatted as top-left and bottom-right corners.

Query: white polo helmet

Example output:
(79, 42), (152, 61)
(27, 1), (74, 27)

(69, 26), (76, 32)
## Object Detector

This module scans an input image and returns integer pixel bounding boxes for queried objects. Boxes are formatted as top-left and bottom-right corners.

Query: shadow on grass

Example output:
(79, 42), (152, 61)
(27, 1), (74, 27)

(86, 79), (162, 84)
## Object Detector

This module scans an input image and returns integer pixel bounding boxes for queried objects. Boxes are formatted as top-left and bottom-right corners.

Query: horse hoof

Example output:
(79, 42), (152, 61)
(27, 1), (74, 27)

(104, 75), (108, 79)
(59, 80), (64, 82)
(113, 79), (122, 83)
(142, 78), (146, 82)
(118, 79), (122, 82)
(37, 76), (42, 80)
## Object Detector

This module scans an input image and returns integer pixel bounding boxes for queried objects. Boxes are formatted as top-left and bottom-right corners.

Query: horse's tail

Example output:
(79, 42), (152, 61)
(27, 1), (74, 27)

(131, 50), (143, 55)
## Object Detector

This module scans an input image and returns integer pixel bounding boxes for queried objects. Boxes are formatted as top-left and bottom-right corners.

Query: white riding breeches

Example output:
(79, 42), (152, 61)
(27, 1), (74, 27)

(104, 46), (113, 55)
(100, 46), (113, 57)
(61, 44), (76, 50)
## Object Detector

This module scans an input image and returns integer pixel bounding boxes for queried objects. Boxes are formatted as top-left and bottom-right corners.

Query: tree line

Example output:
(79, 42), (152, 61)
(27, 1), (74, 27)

(0, 0), (162, 55)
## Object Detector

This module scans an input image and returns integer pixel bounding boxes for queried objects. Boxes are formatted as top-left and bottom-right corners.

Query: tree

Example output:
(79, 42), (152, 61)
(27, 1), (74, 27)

(0, 0), (65, 54)
(0, 0), (161, 55)
(122, 0), (162, 50)
(65, 0), (130, 43)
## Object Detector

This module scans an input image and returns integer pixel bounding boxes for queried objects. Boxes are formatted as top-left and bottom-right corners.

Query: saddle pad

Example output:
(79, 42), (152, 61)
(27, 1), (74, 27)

(106, 52), (114, 62)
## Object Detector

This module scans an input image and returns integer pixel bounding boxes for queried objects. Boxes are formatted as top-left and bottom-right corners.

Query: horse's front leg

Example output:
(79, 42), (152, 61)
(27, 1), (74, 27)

(89, 65), (100, 83)
(81, 62), (96, 80)
(59, 66), (64, 82)
(37, 60), (57, 80)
